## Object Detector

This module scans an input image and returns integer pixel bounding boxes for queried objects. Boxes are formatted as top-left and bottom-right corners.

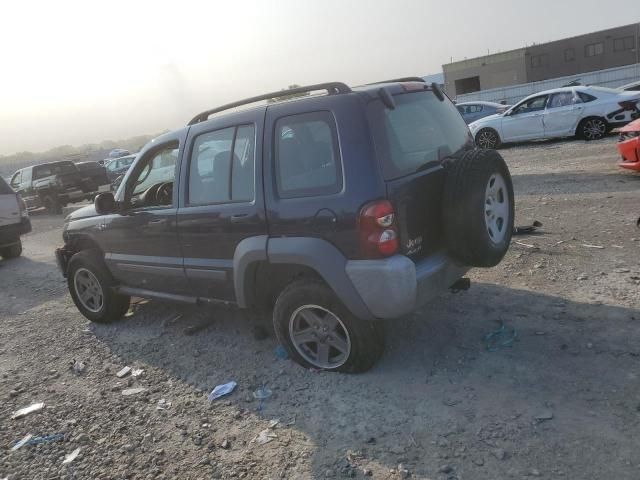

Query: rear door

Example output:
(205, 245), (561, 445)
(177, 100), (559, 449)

(501, 95), (548, 141)
(0, 177), (20, 228)
(176, 109), (267, 301)
(367, 87), (474, 260)
(543, 90), (584, 137)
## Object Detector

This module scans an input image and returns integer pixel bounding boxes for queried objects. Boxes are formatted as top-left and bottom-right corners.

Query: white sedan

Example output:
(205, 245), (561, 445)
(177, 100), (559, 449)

(469, 86), (640, 148)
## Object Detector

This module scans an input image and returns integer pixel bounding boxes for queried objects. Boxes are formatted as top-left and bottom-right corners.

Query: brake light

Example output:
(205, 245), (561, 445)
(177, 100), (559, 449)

(619, 99), (639, 110)
(358, 200), (399, 258)
(17, 194), (28, 218)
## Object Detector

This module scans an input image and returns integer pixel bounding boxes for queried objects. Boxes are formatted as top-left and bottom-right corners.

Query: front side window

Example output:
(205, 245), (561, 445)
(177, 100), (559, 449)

(129, 146), (178, 207)
(275, 112), (341, 197)
(188, 125), (255, 205)
(10, 171), (21, 188)
(512, 96), (548, 115)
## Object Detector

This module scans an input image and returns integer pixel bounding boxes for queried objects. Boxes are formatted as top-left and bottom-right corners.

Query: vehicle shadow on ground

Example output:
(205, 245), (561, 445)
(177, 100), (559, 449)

(499, 134), (617, 151)
(89, 282), (640, 478)
(0, 256), (67, 314)
(512, 170), (640, 195)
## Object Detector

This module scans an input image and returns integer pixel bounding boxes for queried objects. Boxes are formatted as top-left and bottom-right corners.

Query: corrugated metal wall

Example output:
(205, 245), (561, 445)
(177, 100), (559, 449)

(454, 63), (640, 105)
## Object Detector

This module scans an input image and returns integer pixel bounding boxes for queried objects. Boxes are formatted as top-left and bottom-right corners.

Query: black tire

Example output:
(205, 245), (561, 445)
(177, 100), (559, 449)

(0, 240), (22, 259)
(42, 194), (62, 214)
(273, 279), (384, 373)
(577, 117), (607, 141)
(67, 250), (130, 323)
(443, 149), (514, 267)
(475, 128), (502, 149)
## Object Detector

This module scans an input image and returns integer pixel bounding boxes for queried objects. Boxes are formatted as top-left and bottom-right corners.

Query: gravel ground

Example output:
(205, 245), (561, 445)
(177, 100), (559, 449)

(1, 136), (639, 480)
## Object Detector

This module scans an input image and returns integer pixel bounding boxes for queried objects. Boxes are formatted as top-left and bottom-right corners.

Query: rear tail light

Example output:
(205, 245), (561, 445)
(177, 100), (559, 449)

(17, 195), (28, 218)
(619, 99), (640, 110)
(358, 200), (399, 258)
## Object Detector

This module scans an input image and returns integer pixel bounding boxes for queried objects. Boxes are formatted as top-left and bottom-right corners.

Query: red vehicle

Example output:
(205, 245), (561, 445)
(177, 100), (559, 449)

(617, 118), (640, 171)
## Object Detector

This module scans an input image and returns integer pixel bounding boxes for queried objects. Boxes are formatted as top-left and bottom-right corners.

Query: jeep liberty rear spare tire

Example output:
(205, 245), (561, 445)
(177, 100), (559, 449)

(68, 250), (130, 323)
(273, 280), (384, 373)
(443, 149), (514, 267)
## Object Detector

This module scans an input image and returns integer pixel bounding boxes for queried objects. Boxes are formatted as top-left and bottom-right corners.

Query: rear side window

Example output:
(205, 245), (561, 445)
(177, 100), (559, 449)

(368, 91), (471, 179)
(274, 111), (342, 198)
(188, 124), (256, 205)
(578, 92), (597, 103)
(0, 176), (13, 194)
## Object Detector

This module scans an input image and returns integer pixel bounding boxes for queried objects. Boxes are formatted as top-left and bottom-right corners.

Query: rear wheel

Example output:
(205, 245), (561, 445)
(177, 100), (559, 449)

(42, 194), (62, 214)
(443, 149), (514, 267)
(273, 279), (384, 373)
(67, 250), (130, 323)
(0, 240), (22, 259)
(475, 128), (501, 149)
(578, 117), (607, 141)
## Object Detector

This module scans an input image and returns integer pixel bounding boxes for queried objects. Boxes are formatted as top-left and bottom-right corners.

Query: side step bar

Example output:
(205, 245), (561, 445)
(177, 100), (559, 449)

(114, 286), (235, 307)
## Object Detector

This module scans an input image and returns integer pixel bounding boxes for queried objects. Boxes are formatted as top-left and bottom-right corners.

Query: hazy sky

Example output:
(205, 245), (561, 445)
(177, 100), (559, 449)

(1, 0), (638, 155)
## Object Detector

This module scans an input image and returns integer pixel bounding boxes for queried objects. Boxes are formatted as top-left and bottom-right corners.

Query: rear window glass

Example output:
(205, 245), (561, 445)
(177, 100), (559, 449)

(0, 176), (13, 194)
(368, 91), (472, 179)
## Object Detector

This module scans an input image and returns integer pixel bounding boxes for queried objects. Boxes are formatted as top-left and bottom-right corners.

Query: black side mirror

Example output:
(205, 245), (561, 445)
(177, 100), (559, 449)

(94, 192), (116, 215)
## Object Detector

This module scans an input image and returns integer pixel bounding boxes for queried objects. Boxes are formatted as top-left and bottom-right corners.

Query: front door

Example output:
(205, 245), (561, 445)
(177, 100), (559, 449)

(176, 109), (267, 301)
(543, 91), (585, 137)
(101, 137), (190, 294)
(501, 95), (548, 142)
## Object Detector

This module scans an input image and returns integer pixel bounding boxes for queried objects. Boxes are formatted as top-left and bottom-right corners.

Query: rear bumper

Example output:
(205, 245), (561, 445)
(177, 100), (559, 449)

(0, 218), (31, 246)
(345, 253), (468, 319)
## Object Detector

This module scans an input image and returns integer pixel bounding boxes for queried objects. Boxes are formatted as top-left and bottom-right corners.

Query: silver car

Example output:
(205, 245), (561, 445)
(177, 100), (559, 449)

(456, 101), (510, 124)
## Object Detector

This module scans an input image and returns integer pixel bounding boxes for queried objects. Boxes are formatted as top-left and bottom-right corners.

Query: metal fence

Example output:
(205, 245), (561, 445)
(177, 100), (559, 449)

(454, 63), (640, 105)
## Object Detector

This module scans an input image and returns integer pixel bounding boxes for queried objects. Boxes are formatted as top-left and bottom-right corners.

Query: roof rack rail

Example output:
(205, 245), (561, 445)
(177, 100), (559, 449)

(367, 77), (426, 85)
(188, 82), (352, 126)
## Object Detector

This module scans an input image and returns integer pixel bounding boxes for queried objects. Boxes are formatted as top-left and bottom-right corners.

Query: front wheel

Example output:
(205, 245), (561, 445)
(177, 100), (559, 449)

(67, 250), (130, 323)
(273, 280), (384, 373)
(475, 128), (502, 149)
(578, 117), (607, 141)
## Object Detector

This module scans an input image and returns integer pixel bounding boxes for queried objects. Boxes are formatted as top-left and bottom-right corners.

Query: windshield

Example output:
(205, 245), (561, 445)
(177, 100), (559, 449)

(368, 90), (472, 179)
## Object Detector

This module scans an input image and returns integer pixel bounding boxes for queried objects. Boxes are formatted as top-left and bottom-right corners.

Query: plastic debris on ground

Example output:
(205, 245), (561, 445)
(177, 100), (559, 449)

(274, 345), (289, 360)
(157, 398), (172, 410)
(27, 433), (65, 446)
(483, 321), (518, 352)
(253, 387), (273, 400)
(513, 220), (542, 235)
(208, 381), (237, 402)
(252, 428), (278, 445)
(11, 402), (44, 419)
(62, 447), (81, 464)
(131, 368), (144, 377)
(116, 366), (131, 378)
(121, 387), (147, 396)
(11, 434), (33, 451)
(71, 359), (86, 375)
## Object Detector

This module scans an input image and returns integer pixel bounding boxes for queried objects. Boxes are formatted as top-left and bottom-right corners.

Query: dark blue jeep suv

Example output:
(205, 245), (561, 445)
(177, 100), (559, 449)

(56, 78), (514, 372)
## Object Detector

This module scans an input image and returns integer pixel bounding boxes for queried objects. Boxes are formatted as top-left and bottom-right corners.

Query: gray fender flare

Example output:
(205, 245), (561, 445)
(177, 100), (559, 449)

(233, 236), (268, 308)
(266, 237), (374, 320)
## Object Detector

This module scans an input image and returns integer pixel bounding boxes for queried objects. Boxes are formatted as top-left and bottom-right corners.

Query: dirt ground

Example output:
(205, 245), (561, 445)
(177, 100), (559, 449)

(1, 136), (639, 480)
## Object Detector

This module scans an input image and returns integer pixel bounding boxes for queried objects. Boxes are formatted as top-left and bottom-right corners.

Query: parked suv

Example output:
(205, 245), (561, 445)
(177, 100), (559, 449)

(0, 176), (31, 258)
(10, 161), (95, 214)
(56, 79), (514, 372)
